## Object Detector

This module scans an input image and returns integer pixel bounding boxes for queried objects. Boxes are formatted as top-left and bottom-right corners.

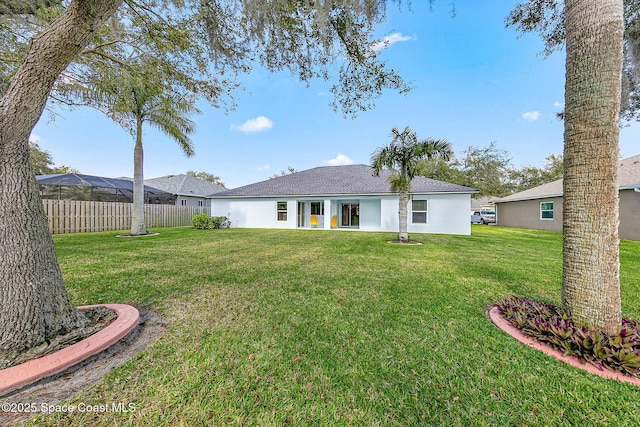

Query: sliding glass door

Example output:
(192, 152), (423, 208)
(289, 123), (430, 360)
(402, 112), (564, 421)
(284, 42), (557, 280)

(341, 203), (359, 227)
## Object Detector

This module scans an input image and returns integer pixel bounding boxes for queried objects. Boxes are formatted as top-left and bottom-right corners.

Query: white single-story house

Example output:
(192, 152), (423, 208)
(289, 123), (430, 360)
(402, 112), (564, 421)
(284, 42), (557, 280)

(145, 174), (226, 208)
(494, 154), (640, 241)
(209, 164), (477, 235)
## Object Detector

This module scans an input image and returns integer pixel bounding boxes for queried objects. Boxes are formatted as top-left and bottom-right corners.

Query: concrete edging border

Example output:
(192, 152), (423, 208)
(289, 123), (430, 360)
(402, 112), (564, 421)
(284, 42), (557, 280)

(0, 304), (139, 396)
(488, 306), (640, 387)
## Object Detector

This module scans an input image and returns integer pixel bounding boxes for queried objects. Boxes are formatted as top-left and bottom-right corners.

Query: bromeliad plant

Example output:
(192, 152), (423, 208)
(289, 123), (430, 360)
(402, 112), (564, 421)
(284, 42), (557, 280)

(496, 296), (640, 377)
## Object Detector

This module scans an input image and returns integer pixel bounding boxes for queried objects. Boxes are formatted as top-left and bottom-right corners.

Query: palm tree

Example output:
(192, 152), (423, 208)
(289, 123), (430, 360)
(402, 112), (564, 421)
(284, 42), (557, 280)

(76, 65), (199, 235)
(371, 126), (453, 243)
(562, 0), (623, 334)
(122, 75), (199, 235)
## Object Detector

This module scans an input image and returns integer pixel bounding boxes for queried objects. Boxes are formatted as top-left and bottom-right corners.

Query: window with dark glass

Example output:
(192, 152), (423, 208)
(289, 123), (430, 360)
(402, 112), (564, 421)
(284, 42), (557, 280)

(412, 199), (427, 224)
(540, 202), (554, 219)
(310, 202), (324, 215)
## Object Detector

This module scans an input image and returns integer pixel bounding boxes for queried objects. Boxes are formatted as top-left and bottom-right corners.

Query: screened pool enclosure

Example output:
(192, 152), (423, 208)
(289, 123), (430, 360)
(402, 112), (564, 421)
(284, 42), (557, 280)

(37, 173), (175, 204)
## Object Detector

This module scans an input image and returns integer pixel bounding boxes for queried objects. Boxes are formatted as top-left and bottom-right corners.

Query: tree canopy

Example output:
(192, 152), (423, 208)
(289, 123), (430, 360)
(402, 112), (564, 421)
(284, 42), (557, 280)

(28, 141), (78, 175)
(417, 143), (563, 198)
(507, 0), (640, 121)
(1, 0), (412, 118)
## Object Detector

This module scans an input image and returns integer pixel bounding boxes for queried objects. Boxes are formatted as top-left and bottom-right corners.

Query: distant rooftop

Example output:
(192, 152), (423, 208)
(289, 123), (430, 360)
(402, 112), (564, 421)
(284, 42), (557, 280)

(145, 174), (226, 198)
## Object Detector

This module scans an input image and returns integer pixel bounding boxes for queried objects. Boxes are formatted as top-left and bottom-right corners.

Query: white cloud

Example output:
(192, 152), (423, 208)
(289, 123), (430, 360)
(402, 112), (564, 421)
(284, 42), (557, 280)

(258, 164), (270, 171)
(324, 153), (354, 166)
(29, 133), (41, 144)
(554, 101), (564, 108)
(522, 111), (540, 121)
(231, 116), (273, 133)
(370, 33), (414, 52)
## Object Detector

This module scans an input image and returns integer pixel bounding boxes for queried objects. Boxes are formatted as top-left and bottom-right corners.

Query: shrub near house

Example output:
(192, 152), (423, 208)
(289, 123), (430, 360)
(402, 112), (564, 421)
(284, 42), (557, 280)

(191, 214), (230, 229)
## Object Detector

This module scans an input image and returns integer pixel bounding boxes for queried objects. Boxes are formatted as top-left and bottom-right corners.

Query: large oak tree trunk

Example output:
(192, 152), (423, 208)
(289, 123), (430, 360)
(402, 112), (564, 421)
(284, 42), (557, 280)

(562, 0), (623, 334)
(0, 0), (122, 366)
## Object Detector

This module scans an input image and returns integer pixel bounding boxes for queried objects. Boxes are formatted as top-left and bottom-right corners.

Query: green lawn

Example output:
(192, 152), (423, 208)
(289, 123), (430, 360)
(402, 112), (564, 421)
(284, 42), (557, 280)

(27, 225), (640, 426)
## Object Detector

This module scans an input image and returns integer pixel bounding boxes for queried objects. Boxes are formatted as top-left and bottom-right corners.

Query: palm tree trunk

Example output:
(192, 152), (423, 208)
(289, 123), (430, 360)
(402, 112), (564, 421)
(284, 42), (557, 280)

(562, 0), (623, 334)
(398, 190), (409, 242)
(0, 0), (122, 366)
(130, 118), (147, 235)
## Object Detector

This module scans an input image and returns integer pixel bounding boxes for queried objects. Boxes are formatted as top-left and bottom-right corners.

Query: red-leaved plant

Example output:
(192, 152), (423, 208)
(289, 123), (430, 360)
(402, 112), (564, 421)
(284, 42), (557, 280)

(496, 296), (640, 377)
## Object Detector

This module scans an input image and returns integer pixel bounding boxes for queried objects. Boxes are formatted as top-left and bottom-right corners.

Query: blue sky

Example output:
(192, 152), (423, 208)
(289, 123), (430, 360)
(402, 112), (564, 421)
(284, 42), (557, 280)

(31, 1), (639, 189)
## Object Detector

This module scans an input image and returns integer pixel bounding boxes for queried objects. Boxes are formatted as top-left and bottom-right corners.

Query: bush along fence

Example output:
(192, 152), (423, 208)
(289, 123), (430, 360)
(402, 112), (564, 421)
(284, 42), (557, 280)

(191, 213), (231, 229)
(42, 200), (211, 234)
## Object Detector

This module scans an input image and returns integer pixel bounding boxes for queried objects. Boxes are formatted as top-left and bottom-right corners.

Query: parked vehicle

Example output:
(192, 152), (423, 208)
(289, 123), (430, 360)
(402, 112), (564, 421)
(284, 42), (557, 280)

(477, 209), (496, 225)
(470, 211), (481, 224)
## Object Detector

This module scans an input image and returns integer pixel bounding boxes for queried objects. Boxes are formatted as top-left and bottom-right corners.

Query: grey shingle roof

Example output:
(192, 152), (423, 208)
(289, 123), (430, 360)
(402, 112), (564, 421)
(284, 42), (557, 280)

(495, 154), (640, 203)
(211, 164), (477, 198)
(145, 174), (226, 197)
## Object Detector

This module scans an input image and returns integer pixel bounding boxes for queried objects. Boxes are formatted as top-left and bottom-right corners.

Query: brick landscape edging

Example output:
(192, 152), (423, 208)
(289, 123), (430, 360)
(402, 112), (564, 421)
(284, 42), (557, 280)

(0, 304), (139, 396)
(488, 306), (640, 388)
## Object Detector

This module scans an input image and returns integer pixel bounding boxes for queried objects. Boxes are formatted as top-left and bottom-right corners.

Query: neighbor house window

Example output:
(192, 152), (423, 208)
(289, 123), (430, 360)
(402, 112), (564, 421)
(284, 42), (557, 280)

(198, 200), (204, 207)
(277, 201), (288, 221)
(412, 199), (428, 224)
(540, 202), (554, 220)
(180, 199), (187, 206)
(310, 201), (324, 215)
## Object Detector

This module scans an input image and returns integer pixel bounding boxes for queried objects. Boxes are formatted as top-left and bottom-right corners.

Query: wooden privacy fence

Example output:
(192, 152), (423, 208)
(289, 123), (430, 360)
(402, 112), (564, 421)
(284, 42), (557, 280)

(42, 200), (210, 234)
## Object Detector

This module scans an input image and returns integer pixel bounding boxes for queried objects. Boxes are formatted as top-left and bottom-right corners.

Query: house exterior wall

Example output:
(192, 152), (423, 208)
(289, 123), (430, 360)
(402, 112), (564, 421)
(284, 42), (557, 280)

(359, 198), (382, 231)
(176, 195), (210, 209)
(495, 197), (563, 232)
(619, 189), (640, 241)
(420, 193), (472, 235)
(212, 193), (471, 235)
(380, 194), (472, 235)
(211, 198), (297, 229)
(497, 191), (640, 241)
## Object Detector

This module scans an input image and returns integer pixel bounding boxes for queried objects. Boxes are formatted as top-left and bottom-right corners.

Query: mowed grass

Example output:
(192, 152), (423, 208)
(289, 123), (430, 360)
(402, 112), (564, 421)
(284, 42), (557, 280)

(26, 225), (640, 426)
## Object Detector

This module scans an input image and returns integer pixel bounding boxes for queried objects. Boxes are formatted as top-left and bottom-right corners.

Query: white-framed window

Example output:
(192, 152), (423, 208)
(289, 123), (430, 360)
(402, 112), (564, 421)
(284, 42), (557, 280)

(277, 201), (288, 221)
(198, 200), (204, 207)
(180, 199), (187, 206)
(412, 199), (428, 224)
(540, 201), (554, 220)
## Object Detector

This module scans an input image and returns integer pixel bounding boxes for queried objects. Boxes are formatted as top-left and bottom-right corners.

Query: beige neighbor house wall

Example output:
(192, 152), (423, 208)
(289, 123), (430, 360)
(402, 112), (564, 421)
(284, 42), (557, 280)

(496, 196), (563, 233)
(619, 189), (640, 241)
(495, 154), (640, 241)
(497, 190), (640, 241)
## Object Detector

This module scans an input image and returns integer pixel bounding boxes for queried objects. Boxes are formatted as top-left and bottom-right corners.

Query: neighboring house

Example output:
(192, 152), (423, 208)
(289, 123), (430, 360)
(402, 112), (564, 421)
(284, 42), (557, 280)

(494, 154), (640, 241)
(145, 174), (226, 208)
(209, 164), (477, 235)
